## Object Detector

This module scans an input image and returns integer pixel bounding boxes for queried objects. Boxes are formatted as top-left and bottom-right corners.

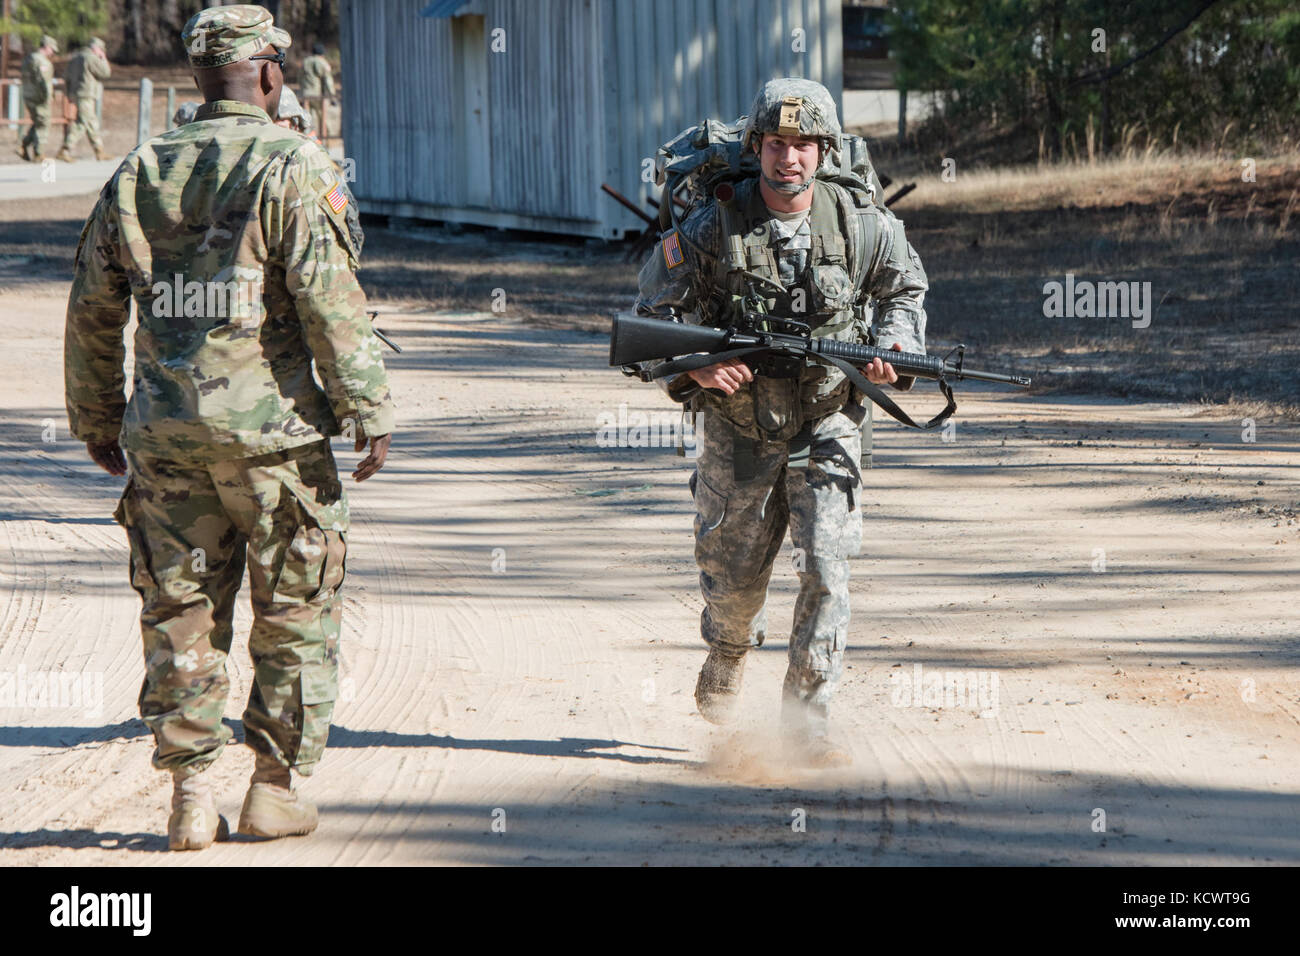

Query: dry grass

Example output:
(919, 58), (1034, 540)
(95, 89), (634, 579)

(894, 154), (1300, 418)
(893, 154), (1298, 219)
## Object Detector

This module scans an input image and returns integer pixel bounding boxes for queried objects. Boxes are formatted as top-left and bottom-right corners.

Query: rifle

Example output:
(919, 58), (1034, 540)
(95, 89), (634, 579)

(366, 310), (403, 353)
(610, 311), (1030, 431)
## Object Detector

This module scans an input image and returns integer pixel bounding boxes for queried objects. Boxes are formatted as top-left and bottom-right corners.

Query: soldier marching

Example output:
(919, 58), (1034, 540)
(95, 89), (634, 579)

(634, 78), (930, 768)
(18, 34), (59, 162)
(57, 37), (111, 162)
(64, 4), (395, 850)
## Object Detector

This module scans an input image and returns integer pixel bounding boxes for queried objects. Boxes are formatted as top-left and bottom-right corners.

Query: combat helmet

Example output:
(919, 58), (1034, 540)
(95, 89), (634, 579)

(275, 86), (312, 132)
(741, 78), (842, 154)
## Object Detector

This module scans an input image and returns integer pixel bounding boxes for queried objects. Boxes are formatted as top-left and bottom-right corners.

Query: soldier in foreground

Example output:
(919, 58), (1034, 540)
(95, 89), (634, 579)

(57, 37), (111, 162)
(300, 42), (335, 138)
(635, 79), (928, 768)
(64, 4), (395, 850)
(18, 34), (58, 162)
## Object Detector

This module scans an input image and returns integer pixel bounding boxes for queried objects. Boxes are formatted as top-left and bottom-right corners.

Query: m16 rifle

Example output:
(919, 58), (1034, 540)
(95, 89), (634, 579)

(610, 311), (1030, 431)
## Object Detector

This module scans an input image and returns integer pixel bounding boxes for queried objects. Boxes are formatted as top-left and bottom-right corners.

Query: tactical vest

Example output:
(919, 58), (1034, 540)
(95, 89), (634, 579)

(699, 177), (885, 444)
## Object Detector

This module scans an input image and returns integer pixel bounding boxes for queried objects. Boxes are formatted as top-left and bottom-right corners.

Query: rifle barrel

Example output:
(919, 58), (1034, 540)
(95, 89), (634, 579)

(607, 313), (1031, 388)
(809, 337), (1030, 388)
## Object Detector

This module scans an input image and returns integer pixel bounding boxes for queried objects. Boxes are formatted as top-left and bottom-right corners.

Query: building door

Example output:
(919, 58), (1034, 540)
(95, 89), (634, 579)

(452, 14), (492, 209)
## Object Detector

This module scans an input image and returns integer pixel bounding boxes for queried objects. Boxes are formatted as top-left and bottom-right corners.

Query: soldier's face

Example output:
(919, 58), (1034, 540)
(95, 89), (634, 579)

(758, 134), (820, 186)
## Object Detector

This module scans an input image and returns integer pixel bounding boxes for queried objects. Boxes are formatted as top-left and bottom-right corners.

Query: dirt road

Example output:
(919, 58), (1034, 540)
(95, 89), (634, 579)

(1, 260), (1297, 865)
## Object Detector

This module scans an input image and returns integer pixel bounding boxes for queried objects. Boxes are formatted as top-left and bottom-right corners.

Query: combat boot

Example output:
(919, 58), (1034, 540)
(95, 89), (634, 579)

(93, 147), (109, 161)
(31, 152), (44, 163)
(782, 729), (853, 769)
(781, 665), (852, 769)
(237, 756), (318, 839)
(56, 146), (73, 162)
(168, 770), (229, 851)
(694, 646), (746, 725)
(16, 145), (29, 161)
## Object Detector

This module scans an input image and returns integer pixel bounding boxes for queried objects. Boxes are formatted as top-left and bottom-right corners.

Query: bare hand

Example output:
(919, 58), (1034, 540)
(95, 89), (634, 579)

(687, 358), (754, 396)
(353, 432), (391, 482)
(87, 439), (126, 476)
(862, 342), (903, 385)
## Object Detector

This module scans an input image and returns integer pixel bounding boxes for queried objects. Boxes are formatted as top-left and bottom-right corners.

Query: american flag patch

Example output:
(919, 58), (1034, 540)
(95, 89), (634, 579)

(325, 183), (348, 213)
(662, 230), (684, 270)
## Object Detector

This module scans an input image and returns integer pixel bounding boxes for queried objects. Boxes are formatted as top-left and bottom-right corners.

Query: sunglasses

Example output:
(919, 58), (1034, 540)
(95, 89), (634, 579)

(249, 49), (285, 68)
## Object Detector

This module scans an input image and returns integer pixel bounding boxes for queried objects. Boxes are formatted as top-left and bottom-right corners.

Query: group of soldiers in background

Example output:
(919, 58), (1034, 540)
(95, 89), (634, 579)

(16, 31), (335, 163)
(19, 34), (110, 162)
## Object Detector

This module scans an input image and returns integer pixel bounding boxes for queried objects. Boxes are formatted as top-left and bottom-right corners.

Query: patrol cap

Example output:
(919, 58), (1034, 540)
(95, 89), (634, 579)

(182, 4), (291, 69)
(89, 37), (106, 50)
(41, 34), (59, 53)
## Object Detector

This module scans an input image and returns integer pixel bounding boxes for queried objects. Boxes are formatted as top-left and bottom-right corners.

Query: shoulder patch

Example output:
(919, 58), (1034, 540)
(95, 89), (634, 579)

(324, 182), (348, 214)
(662, 230), (684, 270)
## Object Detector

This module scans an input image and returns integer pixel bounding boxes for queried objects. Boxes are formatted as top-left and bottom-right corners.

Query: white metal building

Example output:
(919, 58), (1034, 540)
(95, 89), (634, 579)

(339, 0), (845, 238)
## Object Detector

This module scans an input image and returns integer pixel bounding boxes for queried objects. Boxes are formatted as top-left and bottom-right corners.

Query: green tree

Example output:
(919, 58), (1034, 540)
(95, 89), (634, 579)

(888, 0), (1299, 157)
(0, 0), (109, 49)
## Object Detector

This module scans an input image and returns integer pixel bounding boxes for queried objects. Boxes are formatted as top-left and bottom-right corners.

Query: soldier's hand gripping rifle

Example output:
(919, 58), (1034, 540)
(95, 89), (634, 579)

(610, 311), (1031, 431)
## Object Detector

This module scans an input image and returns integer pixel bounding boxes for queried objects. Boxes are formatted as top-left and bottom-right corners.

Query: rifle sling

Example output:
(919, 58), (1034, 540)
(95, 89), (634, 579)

(648, 348), (957, 431)
(817, 352), (957, 431)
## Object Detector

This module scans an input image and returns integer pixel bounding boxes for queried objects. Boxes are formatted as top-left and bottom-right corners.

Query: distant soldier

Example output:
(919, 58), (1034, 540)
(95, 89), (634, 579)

(274, 85), (317, 140)
(300, 42), (335, 137)
(18, 34), (58, 162)
(172, 100), (200, 126)
(57, 37), (111, 162)
(64, 4), (395, 851)
(277, 86), (364, 256)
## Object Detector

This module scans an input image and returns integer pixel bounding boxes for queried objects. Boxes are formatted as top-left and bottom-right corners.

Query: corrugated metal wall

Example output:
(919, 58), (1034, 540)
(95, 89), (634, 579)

(340, 0), (843, 238)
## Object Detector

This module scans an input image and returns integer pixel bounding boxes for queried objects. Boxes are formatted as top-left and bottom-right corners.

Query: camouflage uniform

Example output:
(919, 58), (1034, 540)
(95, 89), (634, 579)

(300, 53), (334, 136)
(64, 6), (394, 783)
(635, 79), (929, 744)
(20, 39), (57, 159)
(59, 40), (111, 158)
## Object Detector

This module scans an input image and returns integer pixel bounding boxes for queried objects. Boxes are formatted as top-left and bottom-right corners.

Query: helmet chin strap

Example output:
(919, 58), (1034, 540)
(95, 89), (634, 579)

(761, 172), (815, 195)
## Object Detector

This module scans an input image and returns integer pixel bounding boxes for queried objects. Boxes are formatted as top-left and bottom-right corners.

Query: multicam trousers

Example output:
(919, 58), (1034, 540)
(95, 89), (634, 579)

(691, 406), (866, 733)
(61, 97), (103, 153)
(21, 103), (51, 155)
(115, 440), (348, 778)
